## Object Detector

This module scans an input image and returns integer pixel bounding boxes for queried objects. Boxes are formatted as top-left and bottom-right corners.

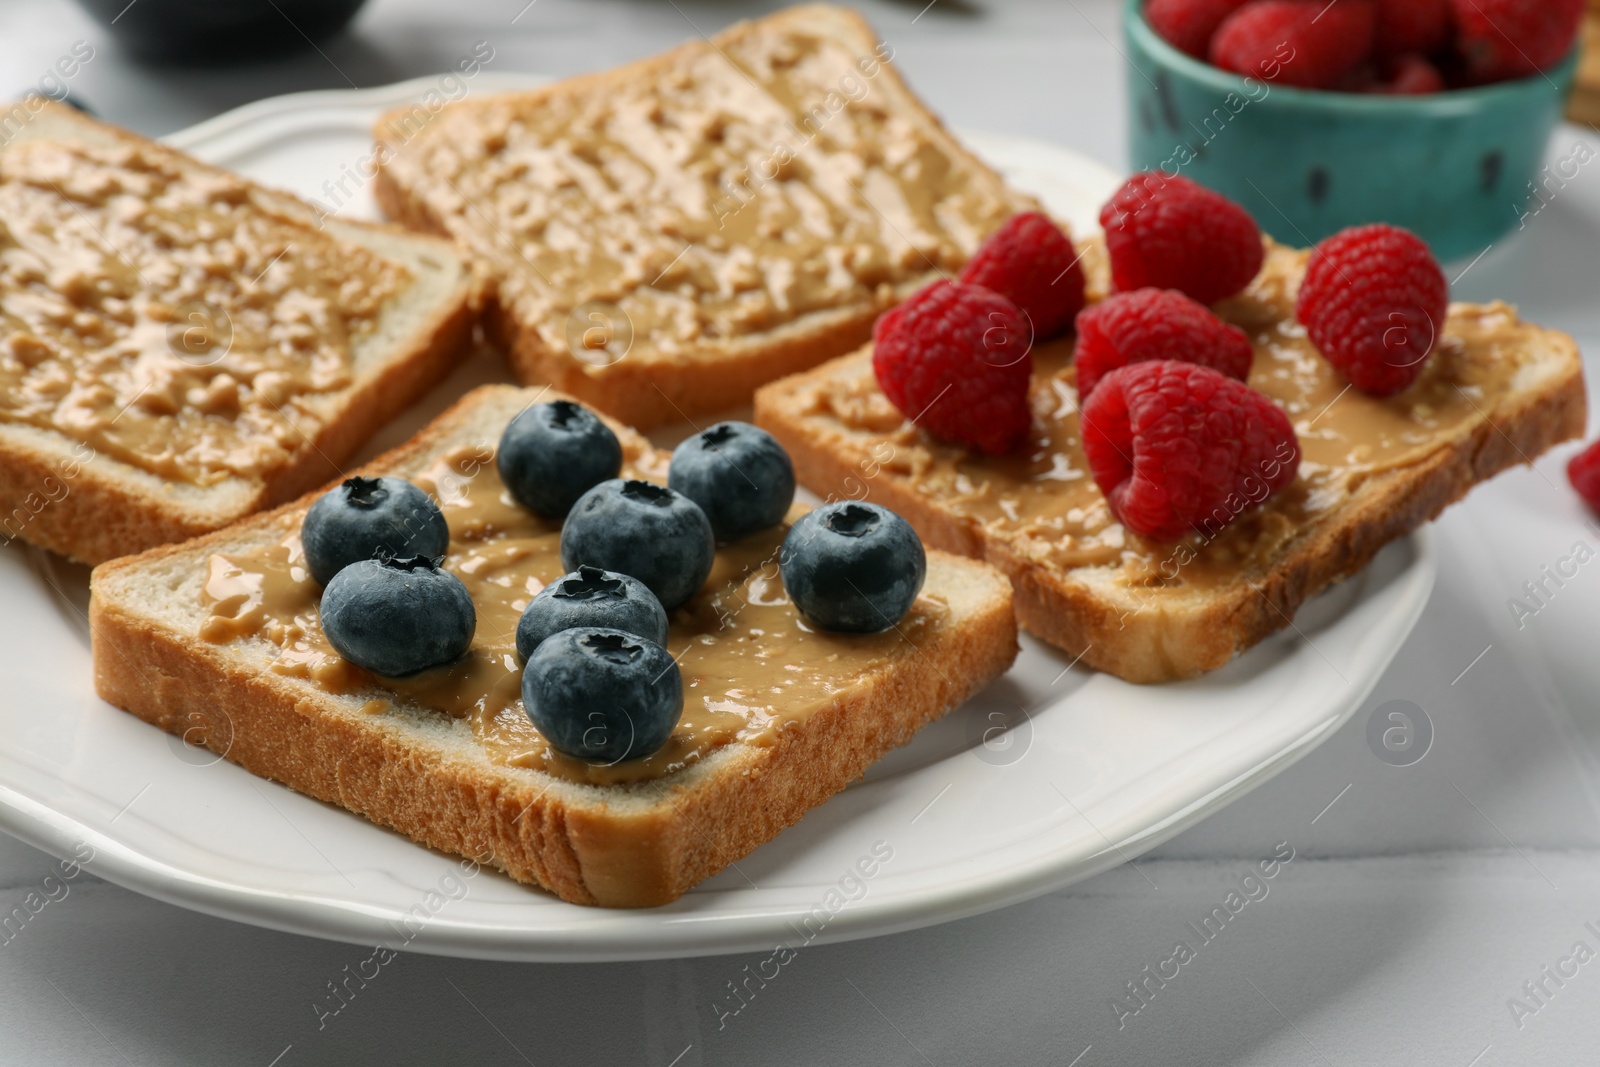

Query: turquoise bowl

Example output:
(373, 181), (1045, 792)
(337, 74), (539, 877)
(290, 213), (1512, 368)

(1123, 0), (1579, 260)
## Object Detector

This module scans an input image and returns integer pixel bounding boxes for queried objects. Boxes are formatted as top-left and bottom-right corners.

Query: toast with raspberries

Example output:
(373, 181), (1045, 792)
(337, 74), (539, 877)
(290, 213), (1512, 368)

(371, 4), (1037, 429)
(755, 238), (1586, 683)
(89, 385), (1018, 907)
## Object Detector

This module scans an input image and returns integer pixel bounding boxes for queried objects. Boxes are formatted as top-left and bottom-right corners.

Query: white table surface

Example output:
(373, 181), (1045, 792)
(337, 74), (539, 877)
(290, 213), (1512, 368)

(4, 1), (1600, 1063)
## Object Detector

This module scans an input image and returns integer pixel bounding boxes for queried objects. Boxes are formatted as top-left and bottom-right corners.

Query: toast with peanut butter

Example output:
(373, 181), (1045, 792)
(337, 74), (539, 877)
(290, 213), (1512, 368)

(88, 385), (1018, 907)
(754, 239), (1586, 683)
(371, 4), (1036, 430)
(0, 102), (478, 565)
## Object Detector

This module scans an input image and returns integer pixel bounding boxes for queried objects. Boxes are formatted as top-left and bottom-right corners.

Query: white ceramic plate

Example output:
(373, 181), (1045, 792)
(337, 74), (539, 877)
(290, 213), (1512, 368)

(0, 77), (1436, 962)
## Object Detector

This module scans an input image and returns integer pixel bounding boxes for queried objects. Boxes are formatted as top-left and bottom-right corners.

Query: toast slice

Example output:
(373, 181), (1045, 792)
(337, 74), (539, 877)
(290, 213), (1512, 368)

(755, 240), (1587, 683)
(372, 4), (1036, 429)
(0, 102), (479, 565)
(89, 384), (1018, 907)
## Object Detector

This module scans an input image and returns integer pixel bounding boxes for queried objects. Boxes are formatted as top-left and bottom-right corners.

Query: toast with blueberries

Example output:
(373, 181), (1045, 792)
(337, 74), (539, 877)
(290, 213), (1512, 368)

(0, 102), (478, 565)
(755, 178), (1587, 683)
(88, 385), (1017, 907)
(370, 4), (1038, 430)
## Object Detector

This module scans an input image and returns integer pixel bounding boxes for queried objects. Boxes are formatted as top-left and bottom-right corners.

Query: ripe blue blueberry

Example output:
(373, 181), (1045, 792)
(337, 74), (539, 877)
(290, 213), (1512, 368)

(515, 565), (669, 661)
(301, 476), (449, 586)
(560, 479), (714, 611)
(667, 421), (796, 542)
(320, 556), (476, 677)
(521, 627), (683, 764)
(780, 502), (926, 632)
(498, 400), (623, 519)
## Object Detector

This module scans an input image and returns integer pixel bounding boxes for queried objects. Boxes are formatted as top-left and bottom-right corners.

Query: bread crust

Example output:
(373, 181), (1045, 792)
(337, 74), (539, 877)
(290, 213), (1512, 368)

(370, 4), (1038, 429)
(755, 326), (1586, 684)
(90, 385), (1019, 907)
(0, 103), (481, 565)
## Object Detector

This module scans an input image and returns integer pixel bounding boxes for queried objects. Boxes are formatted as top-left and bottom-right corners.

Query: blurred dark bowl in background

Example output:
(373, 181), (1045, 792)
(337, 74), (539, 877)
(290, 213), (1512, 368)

(74, 0), (370, 64)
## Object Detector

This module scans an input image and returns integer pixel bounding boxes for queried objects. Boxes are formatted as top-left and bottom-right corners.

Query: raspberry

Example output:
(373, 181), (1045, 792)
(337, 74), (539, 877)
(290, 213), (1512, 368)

(1569, 440), (1600, 512)
(872, 280), (1032, 455)
(1453, 0), (1582, 83)
(1099, 172), (1265, 306)
(1080, 361), (1300, 542)
(1211, 0), (1376, 89)
(1147, 0), (1252, 58)
(1295, 224), (1448, 397)
(959, 212), (1085, 340)
(1074, 288), (1254, 401)
(1373, 0), (1452, 56)
(1368, 53), (1446, 94)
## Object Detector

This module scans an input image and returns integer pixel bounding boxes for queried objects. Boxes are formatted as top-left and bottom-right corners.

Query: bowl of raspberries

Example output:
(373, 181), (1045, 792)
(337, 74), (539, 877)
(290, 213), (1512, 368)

(1126, 0), (1582, 259)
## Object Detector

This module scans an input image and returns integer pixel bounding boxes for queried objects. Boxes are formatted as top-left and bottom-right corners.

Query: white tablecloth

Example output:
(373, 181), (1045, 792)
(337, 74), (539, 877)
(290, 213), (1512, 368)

(3, 1), (1599, 1062)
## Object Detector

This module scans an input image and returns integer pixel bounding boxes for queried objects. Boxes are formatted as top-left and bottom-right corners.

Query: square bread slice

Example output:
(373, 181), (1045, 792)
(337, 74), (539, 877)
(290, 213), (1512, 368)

(371, 3), (1037, 430)
(755, 240), (1587, 683)
(89, 384), (1018, 907)
(0, 102), (479, 565)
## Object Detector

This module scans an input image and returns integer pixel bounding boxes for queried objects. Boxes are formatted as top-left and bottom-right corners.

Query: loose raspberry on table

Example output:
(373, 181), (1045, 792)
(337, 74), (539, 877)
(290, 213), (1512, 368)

(959, 211), (1086, 341)
(1099, 172), (1265, 306)
(1080, 361), (1301, 542)
(1147, 0), (1252, 58)
(1568, 440), (1600, 513)
(872, 280), (1033, 456)
(1295, 223), (1448, 397)
(1074, 288), (1255, 401)
(1210, 0), (1376, 90)
(1373, 0), (1452, 56)
(1452, 0), (1583, 83)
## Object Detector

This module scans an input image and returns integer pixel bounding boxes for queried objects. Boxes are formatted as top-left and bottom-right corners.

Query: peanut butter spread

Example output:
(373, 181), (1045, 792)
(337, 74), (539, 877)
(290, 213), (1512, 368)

(197, 444), (950, 785)
(805, 245), (1530, 589)
(403, 22), (1023, 360)
(0, 140), (412, 484)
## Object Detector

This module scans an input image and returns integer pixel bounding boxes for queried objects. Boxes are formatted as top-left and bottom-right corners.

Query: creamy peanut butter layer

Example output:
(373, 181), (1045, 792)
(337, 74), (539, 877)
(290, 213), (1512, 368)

(197, 445), (951, 786)
(790, 244), (1528, 590)
(0, 140), (412, 485)
(391, 15), (1024, 361)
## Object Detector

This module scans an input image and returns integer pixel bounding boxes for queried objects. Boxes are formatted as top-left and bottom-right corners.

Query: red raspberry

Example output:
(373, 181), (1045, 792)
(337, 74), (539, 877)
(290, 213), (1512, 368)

(959, 212), (1086, 340)
(1211, 0), (1376, 89)
(1373, 0), (1452, 56)
(1074, 289), (1254, 401)
(872, 280), (1033, 455)
(1080, 361), (1300, 542)
(1453, 0), (1582, 83)
(1099, 172), (1265, 306)
(1147, 0), (1252, 58)
(1569, 440), (1600, 512)
(1295, 224), (1448, 397)
(1368, 53), (1446, 94)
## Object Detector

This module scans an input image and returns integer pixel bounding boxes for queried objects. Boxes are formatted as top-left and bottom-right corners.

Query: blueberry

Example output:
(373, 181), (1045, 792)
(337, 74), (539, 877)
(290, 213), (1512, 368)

(668, 421), (796, 542)
(301, 476), (449, 586)
(780, 502), (926, 633)
(320, 556), (476, 677)
(498, 400), (623, 519)
(515, 565), (669, 661)
(522, 627), (683, 764)
(560, 479), (714, 611)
